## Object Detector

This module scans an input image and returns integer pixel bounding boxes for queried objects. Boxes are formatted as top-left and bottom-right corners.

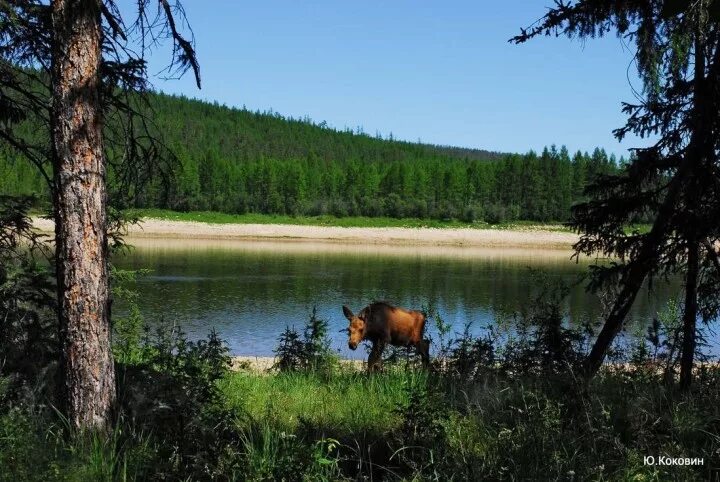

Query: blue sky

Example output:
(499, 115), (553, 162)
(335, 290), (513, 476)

(128, 0), (649, 158)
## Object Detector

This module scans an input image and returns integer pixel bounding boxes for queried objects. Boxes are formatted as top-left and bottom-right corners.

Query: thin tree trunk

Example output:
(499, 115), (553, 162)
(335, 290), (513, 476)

(679, 33), (710, 391)
(583, 265), (647, 378)
(51, 0), (115, 431)
(583, 30), (713, 381)
(582, 158), (690, 379)
(679, 241), (699, 391)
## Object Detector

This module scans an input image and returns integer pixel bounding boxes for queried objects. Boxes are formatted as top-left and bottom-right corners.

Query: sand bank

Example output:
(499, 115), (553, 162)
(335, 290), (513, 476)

(232, 356), (365, 373)
(32, 217), (579, 249)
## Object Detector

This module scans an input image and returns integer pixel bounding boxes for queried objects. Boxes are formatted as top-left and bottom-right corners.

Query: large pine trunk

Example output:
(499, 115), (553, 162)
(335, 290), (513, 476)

(51, 0), (115, 430)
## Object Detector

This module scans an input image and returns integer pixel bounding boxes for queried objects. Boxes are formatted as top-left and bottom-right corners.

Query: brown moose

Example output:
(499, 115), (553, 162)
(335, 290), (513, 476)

(342, 302), (430, 371)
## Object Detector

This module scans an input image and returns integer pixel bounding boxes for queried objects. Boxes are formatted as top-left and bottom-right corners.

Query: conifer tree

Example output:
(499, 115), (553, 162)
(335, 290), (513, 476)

(1, 0), (199, 429)
(514, 1), (720, 388)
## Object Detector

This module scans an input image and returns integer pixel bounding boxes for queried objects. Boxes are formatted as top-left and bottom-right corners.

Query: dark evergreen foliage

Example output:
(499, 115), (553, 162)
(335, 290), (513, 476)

(0, 196), (55, 393)
(1, 93), (620, 222)
(514, 0), (720, 387)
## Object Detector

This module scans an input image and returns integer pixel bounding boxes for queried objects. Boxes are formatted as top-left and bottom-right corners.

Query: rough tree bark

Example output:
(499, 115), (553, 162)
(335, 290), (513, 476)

(51, 0), (115, 430)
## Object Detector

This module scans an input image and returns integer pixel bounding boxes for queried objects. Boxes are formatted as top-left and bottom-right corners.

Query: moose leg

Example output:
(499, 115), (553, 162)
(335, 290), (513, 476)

(416, 339), (430, 367)
(367, 340), (386, 372)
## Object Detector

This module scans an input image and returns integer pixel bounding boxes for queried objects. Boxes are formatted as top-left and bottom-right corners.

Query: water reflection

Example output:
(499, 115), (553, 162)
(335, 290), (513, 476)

(113, 238), (680, 358)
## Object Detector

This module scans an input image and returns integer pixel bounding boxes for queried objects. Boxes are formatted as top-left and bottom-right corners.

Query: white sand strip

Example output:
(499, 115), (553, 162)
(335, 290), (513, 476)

(32, 217), (579, 249)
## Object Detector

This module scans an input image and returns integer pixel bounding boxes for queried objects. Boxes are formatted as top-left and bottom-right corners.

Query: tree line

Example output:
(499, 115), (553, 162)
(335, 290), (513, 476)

(0, 92), (620, 223)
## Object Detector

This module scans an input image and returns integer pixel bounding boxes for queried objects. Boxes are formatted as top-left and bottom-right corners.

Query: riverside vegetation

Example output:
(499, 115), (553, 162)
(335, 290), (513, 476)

(122, 208), (576, 231)
(1, 204), (718, 481)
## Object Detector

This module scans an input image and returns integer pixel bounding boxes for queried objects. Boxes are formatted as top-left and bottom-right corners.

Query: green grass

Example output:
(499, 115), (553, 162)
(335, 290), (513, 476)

(218, 366), (720, 481)
(4, 366), (719, 480)
(221, 368), (425, 433)
(624, 223), (652, 234)
(126, 208), (574, 231)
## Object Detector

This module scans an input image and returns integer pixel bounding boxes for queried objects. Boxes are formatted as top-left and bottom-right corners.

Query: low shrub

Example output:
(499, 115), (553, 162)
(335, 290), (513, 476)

(274, 307), (337, 373)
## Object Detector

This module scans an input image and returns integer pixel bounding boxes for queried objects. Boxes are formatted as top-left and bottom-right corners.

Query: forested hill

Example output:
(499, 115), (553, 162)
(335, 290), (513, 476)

(0, 92), (620, 223)
(152, 94), (510, 163)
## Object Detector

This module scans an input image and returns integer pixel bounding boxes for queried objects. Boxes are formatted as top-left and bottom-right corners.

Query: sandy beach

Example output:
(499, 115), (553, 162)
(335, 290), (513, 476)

(32, 217), (579, 249)
(230, 356), (720, 374)
(232, 356), (365, 373)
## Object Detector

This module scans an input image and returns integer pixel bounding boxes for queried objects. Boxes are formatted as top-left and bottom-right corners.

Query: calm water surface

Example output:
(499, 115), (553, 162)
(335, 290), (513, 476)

(114, 238), (684, 358)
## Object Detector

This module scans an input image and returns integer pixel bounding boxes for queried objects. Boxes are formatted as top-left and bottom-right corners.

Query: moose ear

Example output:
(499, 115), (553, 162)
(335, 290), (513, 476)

(342, 305), (354, 320)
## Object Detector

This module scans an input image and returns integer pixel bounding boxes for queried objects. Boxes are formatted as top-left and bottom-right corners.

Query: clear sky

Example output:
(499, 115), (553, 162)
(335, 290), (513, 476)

(128, 0), (649, 158)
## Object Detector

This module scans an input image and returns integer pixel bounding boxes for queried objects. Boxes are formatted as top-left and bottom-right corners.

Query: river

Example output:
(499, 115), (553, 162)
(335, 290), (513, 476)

(114, 237), (683, 358)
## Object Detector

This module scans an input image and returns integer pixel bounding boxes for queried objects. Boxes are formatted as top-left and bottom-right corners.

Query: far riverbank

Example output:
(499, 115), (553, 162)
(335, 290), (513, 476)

(32, 215), (579, 249)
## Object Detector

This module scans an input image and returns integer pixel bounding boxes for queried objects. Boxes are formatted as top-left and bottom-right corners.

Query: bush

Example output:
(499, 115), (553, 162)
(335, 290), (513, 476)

(329, 199), (349, 217)
(360, 197), (384, 217)
(115, 323), (239, 479)
(383, 193), (406, 218)
(111, 267), (151, 365)
(307, 199), (329, 216)
(0, 196), (56, 398)
(391, 376), (449, 477)
(628, 298), (685, 383)
(430, 200), (456, 221)
(274, 307), (337, 373)
(445, 323), (496, 380)
(406, 198), (429, 218)
(484, 202), (520, 224)
(460, 203), (484, 223)
(110, 270), (240, 478)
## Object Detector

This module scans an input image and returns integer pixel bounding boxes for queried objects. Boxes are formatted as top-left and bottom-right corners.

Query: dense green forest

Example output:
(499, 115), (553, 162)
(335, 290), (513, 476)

(0, 93), (620, 222)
